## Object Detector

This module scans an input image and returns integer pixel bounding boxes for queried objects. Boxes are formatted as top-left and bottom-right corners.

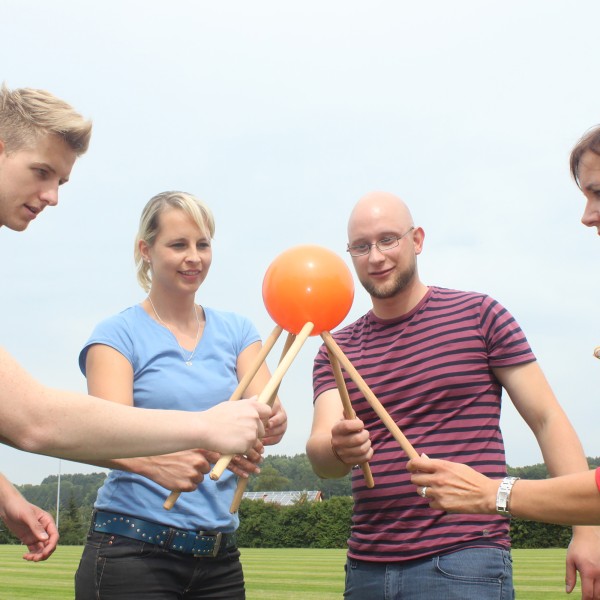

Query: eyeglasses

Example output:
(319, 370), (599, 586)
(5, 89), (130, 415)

(346, 226), (415, 257)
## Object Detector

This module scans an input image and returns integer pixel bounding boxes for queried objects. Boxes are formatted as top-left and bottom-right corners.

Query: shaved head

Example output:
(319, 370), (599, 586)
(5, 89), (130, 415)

(348, 191), (414, 241)
(346, 191), (425, 308)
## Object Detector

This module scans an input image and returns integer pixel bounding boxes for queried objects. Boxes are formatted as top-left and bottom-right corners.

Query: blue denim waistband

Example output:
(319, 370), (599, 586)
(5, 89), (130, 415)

(92, 510), (236, 558)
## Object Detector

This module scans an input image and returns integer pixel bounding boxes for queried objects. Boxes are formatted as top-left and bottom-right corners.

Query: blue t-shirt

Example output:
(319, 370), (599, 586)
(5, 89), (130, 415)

(79, 304), (260, 532)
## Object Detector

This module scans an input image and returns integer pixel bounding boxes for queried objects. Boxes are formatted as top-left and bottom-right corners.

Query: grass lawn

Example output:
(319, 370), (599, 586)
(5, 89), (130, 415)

(0, 545), (578, 599)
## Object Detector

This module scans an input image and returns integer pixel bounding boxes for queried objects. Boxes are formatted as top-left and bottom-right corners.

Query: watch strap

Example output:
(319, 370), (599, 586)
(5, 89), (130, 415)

(496, 476), (519, 515)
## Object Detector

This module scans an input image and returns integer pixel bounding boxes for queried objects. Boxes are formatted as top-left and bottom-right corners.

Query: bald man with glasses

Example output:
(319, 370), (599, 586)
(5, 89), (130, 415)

(307, 190), (600, 600)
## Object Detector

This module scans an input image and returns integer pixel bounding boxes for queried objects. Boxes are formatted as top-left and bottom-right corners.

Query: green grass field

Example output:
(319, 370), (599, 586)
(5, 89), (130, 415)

(0, 545), (578, 599)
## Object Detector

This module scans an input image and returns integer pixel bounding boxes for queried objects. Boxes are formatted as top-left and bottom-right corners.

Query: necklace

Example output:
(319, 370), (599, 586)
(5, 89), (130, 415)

(147, 296), (201, 366)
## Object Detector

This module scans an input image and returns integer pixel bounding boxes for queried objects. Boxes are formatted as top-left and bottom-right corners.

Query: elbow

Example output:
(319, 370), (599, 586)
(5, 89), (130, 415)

(306, 437), (337, 479)
(8, 422), (57, 455)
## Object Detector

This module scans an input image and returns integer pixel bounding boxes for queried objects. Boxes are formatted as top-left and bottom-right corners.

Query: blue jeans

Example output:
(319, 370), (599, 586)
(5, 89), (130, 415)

(74, 530), (245, 599)
(344, 547), (514, 600)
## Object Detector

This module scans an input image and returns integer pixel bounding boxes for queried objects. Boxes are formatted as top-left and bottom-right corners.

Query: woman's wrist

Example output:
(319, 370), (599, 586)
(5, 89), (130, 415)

(495, 476), (520, 516)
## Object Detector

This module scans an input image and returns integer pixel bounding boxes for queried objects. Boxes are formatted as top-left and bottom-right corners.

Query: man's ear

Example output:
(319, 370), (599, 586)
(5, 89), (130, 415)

(413, 226), (425, 255)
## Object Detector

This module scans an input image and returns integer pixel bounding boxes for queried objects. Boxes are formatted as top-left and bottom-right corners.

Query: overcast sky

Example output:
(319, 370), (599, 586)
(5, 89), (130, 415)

(1, 1), (599, 486)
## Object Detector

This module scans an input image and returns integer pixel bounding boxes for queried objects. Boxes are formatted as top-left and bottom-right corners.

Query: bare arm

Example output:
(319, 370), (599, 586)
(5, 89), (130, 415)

(0, 473), (59, 561)
(80, 343), (210, 490)
(496, 362), (589, 477)
(0, 346), (269, 461)
(494, 362), (600, 595)
(408, 456), (600, 525)
(306, 389), (372, 479)
(82, 343), (277, 489)
(510, 472), (600, 525)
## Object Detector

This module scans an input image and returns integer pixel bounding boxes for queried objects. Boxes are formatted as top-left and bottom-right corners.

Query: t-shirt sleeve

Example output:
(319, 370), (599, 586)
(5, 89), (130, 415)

(235, 314), (261, 353)
(78, 313), (135, 376)
(312, 341), (336, 402)
(479, 295), (536, 368)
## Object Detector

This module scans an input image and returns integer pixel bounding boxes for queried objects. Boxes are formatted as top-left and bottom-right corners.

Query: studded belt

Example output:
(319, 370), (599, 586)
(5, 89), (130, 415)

(92, 510), (236, 558)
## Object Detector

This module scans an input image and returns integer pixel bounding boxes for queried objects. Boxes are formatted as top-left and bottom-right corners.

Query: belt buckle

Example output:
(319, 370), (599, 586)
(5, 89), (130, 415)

(193, 531), (222, 558)
(210, 532), (223, 557)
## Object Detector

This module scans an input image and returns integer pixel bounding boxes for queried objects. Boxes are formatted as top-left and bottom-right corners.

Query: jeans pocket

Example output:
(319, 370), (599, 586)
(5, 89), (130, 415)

(435, 548), (511, 584)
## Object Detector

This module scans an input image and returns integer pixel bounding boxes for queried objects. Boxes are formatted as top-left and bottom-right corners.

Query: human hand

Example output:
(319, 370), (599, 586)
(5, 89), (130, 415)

(1, 497), (59, 562)
(262, 399), (287, 446)
(330, 418), (373, 466)
(202, 440), (265, 479)
(139, 450), (211, 491)
(202, 399), (271, 455)
(407, 455), (498, 514)
(565, 526), (600, 598)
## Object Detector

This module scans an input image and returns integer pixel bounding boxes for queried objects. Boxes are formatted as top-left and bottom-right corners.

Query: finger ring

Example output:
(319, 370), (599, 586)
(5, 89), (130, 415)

(420, 486), (428, 498)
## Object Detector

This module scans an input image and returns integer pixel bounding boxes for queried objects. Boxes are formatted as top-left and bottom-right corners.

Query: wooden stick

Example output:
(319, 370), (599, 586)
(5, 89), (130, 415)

(226, 332), (296, 511)
(321, 331), (418, 461)
(210, 329), (294, 483)
(229, 475), (250, 515)
(163, 325), (284, 510)
(229, 322), (314, 513)
(325, 344), (375, 488)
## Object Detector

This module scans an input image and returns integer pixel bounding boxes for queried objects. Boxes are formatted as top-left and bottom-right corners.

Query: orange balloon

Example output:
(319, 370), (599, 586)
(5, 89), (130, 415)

(262, 245), (354, 335)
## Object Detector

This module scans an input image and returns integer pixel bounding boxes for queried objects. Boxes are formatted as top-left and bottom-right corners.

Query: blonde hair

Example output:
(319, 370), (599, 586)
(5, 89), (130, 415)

(134, 191), (216, 292)
(0, 83), (92, 155)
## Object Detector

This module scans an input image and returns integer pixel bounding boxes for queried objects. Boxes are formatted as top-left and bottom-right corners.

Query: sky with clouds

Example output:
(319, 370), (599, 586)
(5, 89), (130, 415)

(1, 0), (599, 485)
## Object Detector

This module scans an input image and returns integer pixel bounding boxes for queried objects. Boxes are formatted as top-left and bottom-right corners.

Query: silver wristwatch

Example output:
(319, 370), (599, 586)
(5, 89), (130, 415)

(496, 476), (519, 515)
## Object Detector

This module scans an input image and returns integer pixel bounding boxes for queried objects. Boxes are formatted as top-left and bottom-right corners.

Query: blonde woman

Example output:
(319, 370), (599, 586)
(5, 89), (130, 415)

(75, 191), (286, 600)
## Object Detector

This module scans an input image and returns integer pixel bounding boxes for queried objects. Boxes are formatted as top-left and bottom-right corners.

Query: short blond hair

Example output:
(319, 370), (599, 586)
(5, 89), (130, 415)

(0, 83), (92, 155)
(134, 191), (216, 292)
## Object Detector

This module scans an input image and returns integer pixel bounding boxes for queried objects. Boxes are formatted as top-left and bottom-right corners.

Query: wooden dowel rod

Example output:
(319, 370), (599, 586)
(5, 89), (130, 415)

(321, 331), (418, 461)
(209, 325), (286, 482)
(227, 332), (295, 513)
(325, 345), (374, 488)
(228, 323), (314, 513)
(163, 326), (284, 510)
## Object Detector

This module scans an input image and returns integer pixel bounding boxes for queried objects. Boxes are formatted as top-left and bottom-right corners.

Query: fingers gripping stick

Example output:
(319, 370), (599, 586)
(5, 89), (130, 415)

(228, 323), (314, 513)
(163, 325), (284, 510)
(227, 331), (296, 510)
(321, 331), (419, 461)
(326, 345), (375, 488)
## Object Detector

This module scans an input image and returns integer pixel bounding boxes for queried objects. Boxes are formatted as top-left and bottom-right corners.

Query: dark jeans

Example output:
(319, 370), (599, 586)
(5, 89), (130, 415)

(75, 530), (245, 599)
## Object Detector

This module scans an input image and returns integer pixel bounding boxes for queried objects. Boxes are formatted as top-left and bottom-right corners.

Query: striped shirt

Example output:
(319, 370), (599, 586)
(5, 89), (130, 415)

(313, 286), (536, 562)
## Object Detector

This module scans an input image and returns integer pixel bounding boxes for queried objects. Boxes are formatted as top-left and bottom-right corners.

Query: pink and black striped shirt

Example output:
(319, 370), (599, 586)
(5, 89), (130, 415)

(313, 286), (535, 563)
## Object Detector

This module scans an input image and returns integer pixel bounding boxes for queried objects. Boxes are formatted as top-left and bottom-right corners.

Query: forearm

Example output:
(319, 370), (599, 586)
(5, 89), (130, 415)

(536, 413), (589, 477)
(0, 473), (22, 514)
(306, 433), (352, 480)
(509, 472), (600, 525)
(3, 389), (213, 461)
(81, 456), (150, 475)
(530, 416), (600, 534)
(0, 347), (227, 458)
(14, 391), (216, 459)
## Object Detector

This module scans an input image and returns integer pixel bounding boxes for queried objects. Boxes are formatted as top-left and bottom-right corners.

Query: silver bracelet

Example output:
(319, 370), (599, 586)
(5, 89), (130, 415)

(496, 476), (519, 515)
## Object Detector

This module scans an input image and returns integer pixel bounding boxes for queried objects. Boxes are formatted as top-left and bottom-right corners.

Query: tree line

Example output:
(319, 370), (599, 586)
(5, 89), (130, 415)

(2, 455), (598, 548)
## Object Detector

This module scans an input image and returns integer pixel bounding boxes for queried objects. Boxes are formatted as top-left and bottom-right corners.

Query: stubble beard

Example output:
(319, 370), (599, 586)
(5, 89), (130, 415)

(359, 259), (417, 300)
